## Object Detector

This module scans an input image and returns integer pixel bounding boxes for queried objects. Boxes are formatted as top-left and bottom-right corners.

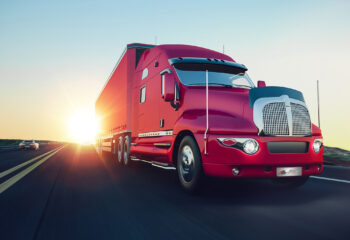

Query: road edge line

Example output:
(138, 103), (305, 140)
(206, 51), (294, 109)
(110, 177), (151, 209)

(310, 175), (350, 184)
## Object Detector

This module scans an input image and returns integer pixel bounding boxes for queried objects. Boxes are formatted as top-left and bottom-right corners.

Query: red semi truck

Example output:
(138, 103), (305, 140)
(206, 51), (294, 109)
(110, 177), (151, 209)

(95, 43), (323, 192)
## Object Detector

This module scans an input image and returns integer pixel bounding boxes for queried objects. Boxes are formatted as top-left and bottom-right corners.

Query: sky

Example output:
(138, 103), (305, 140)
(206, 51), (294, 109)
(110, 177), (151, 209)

(0, 0), (349, 149)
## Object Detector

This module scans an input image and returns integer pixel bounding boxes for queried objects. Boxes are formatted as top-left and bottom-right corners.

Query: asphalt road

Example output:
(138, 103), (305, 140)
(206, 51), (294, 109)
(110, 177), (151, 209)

(1, 144), (350, 240)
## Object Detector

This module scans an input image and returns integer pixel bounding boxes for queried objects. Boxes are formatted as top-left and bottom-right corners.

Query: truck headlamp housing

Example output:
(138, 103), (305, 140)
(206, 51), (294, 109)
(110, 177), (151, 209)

(312, 139), (323, 153)
(243, 139), (259, 155)
(217, 138), (259, 154)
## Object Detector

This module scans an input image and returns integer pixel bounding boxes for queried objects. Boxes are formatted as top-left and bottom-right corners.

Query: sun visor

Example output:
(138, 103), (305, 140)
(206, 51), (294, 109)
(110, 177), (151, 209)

(249, 87), (305, 107)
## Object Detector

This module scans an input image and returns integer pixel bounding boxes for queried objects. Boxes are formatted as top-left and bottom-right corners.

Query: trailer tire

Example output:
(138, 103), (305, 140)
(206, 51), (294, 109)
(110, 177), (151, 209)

(117, 136), (123, 165)
(123, 135), (131, 166)
(177, 136), (203, 194)
(271, 176), (309, 188)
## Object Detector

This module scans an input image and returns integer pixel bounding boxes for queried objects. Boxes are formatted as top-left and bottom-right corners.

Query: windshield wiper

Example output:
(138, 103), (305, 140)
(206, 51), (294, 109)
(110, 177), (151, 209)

(188, 83), (233, 88)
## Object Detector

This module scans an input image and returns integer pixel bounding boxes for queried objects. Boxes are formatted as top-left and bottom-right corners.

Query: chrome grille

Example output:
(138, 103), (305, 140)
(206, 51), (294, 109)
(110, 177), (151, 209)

(291, 103), (311, 136)
(262, 102), (289, 136)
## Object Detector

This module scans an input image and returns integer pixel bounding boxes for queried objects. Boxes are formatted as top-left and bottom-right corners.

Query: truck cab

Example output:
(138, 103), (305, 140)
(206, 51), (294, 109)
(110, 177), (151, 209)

(96, 43), (323, 193)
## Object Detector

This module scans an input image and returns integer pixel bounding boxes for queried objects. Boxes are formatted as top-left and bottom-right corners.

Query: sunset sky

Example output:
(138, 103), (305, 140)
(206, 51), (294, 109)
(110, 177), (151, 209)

(0, 0), (349, 149)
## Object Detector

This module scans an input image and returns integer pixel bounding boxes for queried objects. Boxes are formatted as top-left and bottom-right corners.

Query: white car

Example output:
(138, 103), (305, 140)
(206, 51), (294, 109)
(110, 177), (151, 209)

(19, 140), (39, 150)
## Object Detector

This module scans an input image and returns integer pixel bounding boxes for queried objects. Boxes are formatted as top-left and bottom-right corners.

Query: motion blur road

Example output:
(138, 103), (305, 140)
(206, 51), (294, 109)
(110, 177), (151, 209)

(1, 144), (350, 240)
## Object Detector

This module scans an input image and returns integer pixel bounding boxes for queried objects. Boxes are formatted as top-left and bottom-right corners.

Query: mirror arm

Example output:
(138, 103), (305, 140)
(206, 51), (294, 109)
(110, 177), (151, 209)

(170, 101), (179, 111)
(170, 81), (180, 110)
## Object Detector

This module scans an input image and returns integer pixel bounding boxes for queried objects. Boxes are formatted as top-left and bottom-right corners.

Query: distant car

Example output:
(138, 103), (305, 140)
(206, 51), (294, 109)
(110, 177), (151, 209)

(19, 140), (39, 150)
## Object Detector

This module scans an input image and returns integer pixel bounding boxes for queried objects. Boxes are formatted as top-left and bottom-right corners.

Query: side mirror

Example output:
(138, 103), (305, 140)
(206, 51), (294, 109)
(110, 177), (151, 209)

(257, 80), (266, 87)
(162, 73), (175, 102)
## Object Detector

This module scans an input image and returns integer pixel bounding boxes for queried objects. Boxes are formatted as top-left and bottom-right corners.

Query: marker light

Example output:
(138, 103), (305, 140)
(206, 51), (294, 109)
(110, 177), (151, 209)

(243, 139), (259, 155)
(313, 139), (323, 153)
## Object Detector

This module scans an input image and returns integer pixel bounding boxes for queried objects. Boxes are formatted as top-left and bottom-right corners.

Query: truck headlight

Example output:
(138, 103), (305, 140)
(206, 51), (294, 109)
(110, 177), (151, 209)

(243, 139), (259, 155)
(313, 139), (323, 153)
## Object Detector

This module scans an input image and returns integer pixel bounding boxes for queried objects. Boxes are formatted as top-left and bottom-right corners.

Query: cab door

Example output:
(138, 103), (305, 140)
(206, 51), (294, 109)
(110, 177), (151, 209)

(137, 63), (159, 133)
(133, 57), (166, 161)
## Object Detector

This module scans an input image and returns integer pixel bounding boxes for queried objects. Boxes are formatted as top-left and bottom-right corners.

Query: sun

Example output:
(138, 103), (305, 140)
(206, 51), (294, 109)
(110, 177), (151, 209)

(67, 108), (100, 144)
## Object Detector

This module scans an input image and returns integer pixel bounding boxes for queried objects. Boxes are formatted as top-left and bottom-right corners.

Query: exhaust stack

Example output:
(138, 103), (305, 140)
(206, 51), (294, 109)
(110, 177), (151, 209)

(317, 80), (321, 128)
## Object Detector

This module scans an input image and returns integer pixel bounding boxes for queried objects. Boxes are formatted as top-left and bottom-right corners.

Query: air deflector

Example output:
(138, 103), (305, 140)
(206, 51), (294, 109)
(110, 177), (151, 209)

(249, 87), (305, 108)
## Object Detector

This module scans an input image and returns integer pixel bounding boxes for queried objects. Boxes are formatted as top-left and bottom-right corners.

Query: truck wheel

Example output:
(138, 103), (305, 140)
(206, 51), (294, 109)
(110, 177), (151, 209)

(271, 176), (309, 188)
(177, 136), (203, 193)
(117, 136), (123, 164)
(123, 136), (131, 166)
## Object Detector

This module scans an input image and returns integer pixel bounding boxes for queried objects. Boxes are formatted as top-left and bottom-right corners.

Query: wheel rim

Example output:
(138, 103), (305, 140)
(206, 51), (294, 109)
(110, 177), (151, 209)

(123, 141), (129, 165)
(117, 140), (122, 163)
(180, 145), (195, 182)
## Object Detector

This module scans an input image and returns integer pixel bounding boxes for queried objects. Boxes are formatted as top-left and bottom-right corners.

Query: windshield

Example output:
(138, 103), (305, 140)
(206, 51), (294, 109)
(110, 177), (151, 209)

(173, 62), (254, 89)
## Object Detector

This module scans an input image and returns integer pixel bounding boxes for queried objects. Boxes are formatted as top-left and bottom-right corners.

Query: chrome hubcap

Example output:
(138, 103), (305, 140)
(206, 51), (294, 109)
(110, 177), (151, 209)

(118, 141), (122, 163)
(123, 142), (128, 165)
(180, 145), (194, 182)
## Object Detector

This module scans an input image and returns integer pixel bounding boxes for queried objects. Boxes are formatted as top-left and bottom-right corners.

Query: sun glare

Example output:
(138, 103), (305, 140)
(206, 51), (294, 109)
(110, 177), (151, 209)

(67, 108), (100, 145)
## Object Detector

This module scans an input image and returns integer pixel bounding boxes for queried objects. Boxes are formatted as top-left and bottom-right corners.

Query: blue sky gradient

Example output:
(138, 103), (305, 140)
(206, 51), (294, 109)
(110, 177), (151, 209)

(0, 0), (349, 149)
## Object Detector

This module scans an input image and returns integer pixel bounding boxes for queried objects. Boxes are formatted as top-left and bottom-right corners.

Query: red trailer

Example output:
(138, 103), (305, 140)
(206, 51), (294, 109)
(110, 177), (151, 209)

(96, 43), (323, 192)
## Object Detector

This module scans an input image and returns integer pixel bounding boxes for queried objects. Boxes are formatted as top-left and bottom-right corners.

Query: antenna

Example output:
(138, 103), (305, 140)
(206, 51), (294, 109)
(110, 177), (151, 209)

(223, 44), (225, 54)
(317, 80), (321, 128)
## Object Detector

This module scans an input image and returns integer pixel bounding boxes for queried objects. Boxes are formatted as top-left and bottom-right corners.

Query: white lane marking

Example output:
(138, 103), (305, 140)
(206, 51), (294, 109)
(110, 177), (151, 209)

(310, 176), (350, 184)
(0, 146), (62, 179)
(0, 145), (65, 194)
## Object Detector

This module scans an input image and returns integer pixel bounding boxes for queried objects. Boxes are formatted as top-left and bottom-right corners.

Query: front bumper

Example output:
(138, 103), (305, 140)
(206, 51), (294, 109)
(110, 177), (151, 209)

(203, 163), (322, 178)
(194, 133), (323, 178)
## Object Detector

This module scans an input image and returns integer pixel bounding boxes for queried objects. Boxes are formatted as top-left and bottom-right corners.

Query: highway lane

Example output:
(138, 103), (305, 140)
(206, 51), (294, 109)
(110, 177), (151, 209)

(0, 144), (350, 240)
(0, 144), (61, 172)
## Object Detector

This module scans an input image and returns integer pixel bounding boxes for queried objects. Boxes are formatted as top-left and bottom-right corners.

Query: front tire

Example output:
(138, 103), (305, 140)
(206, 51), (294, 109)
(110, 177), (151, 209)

(177, 136), (203, 193)
(271, 176), (309, 188)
